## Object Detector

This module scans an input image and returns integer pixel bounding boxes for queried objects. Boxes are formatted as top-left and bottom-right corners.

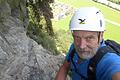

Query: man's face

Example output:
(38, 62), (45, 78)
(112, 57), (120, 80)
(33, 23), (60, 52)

(72, 30), (103, 59)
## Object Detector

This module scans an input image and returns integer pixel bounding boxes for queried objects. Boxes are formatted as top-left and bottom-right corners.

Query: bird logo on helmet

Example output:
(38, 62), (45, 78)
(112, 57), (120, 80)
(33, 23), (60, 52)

(78, 19), (86, 24)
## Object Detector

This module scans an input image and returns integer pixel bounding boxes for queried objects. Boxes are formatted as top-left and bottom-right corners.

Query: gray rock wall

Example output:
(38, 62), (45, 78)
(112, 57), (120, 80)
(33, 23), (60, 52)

(0, 0), (64, 80)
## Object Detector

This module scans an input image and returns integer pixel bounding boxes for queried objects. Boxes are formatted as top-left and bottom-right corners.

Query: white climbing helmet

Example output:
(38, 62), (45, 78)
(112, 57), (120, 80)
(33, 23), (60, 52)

(69, 7), (105, 31)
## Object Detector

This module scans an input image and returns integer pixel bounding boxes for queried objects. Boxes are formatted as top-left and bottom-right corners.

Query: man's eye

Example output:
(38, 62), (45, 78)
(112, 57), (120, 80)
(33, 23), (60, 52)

(74, 36), (79, 39)
(86, 36), (94, 40)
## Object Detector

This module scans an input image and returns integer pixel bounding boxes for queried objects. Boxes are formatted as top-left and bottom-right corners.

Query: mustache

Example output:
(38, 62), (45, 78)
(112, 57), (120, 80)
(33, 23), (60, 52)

(76, 48), (88, 52)
(76, 47), (99, 53)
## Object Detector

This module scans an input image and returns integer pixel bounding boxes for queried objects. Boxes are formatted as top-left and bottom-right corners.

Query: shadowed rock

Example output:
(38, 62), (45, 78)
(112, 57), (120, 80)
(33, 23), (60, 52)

(0, 0), (64, 80)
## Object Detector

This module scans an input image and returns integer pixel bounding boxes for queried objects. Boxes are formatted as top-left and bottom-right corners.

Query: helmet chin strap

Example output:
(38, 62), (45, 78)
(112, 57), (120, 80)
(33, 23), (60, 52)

(98, 32), (102, 44)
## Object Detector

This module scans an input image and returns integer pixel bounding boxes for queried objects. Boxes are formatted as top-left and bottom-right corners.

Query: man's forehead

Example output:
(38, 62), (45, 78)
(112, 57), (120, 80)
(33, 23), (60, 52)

(72, 30), (98, 37)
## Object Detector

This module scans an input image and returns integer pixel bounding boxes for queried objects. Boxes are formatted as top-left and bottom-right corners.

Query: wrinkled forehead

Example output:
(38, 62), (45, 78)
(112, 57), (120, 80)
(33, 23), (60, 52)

(72, 30), (98, 37)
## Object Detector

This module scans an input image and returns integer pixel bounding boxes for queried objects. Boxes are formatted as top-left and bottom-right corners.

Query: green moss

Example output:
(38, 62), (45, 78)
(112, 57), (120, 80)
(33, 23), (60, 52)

(0, 0), (3, 4)
(7, 0), (20, 9)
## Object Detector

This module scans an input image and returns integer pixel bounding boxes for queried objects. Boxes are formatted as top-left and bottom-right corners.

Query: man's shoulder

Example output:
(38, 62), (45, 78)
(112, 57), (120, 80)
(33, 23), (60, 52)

(96, 52), (120, 80)
(101, 52), (120, 63)
(97, 52), (120, 71)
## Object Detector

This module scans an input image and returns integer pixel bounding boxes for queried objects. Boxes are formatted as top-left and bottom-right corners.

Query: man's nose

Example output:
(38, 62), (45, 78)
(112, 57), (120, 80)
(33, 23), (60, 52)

(79, 39), (87, 49)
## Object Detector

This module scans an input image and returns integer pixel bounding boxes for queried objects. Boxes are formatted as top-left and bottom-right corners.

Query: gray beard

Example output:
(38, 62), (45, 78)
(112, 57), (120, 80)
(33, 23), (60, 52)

(76, 46), (99, 60)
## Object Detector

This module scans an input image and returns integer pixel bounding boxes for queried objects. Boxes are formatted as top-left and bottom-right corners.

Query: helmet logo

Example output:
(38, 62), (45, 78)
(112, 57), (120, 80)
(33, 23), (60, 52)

(78, 19), (86, 24)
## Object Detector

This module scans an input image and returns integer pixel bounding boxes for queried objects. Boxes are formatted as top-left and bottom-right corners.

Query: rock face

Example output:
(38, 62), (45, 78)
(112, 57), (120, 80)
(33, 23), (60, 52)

(0, 0), (64, 80)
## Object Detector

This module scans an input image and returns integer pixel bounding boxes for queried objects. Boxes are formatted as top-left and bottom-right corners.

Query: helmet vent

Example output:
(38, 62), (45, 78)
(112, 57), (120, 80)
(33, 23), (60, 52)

(100, 20), (102, 27)
(96, 10), (100, 14)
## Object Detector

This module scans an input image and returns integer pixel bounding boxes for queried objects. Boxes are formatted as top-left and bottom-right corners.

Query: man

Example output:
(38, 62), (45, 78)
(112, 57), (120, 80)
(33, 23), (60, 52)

(55, 7), (120, 80)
